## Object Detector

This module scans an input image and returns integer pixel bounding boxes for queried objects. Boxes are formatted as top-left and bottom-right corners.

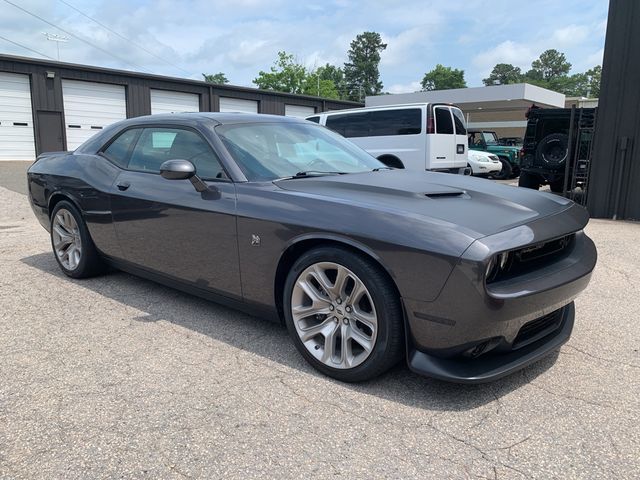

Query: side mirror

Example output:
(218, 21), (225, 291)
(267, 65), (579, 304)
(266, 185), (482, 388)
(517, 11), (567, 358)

(160, 159), (195, 180)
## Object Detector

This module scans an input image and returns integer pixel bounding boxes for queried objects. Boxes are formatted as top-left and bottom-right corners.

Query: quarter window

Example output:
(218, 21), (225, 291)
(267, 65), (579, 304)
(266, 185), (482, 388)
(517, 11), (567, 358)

(306, 116), (320, 124)
(102, 128), (141, 168)
(127, 127), (225, 179)
(435, 107), (454, 134)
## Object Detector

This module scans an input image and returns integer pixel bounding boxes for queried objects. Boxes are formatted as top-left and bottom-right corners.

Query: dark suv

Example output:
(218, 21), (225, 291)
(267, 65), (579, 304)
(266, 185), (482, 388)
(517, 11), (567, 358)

(518, 108), (596, 192)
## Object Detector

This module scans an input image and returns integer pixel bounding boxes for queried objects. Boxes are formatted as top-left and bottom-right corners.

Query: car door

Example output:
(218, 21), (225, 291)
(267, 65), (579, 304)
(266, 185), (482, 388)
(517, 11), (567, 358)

(430, 105), (455, 170)
(109, 125), (241, 299)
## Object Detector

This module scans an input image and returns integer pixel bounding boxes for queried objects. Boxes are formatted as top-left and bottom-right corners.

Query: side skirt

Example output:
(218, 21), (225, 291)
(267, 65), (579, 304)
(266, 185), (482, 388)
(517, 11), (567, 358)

(104, 257), (282, 324)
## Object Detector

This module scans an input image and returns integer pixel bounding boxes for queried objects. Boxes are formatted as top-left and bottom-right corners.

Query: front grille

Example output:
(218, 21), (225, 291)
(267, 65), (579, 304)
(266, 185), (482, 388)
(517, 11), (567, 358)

(488, 233), (576, 283)
(517, 234), (574, 263)
(513, 309), (564, 350)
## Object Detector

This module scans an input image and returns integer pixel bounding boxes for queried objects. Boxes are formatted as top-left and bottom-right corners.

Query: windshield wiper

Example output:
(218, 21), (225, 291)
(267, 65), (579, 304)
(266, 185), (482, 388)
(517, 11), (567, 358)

(372, 166), (393, 171)
(277, 171), (347, 180)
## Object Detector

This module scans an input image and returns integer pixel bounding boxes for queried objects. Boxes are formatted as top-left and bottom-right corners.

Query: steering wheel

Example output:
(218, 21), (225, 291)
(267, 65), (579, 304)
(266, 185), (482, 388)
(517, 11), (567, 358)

(306, 158), (331, 170)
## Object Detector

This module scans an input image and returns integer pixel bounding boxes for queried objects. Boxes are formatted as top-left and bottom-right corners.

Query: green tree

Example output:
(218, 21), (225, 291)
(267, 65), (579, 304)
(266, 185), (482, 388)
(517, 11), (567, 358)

(202, 72), (229, 84)
(482, 63), (523, 86)
(343, 31), (387, 101)
(585, 65), (601, 97)
(317, 64), (346, 97)
(529, 49), (571, 81)
(302, 73), (340, 99)
(253, 51), (308, 94)
(421, 64), (467, 91)
(549, 73), (589, 96)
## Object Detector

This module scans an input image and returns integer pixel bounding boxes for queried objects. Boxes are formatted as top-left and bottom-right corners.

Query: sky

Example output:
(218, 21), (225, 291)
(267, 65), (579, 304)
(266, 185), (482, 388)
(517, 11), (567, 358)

(0, 0), (609, 93)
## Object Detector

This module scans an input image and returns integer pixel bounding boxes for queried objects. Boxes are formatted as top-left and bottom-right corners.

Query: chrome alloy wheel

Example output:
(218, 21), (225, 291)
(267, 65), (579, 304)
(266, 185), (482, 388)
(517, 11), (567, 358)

(291, 262), (378, 369)
(52, 209), (82, 271)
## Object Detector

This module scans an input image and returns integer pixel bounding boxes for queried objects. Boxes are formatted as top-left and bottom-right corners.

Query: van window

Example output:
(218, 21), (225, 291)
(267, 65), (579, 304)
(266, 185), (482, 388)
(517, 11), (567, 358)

(369, 109), (421, 136)
(326, 113), (368, 138)
(435, 107), (454, 134)
(325, 109), (421, 138)
(452, 108), (467, 135)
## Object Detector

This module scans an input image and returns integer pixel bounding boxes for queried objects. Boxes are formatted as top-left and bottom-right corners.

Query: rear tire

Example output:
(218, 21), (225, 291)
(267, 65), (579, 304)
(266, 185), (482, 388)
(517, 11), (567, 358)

(50, 200), (106, 278)
(549, 179), (565, 193)
(283, 246), (404, 382)
(518, 171), (541, 190)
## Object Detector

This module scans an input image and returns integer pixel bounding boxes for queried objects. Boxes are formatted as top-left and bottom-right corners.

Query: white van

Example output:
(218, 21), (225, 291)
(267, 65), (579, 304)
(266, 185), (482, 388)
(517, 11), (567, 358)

(306, 103), (469, 173)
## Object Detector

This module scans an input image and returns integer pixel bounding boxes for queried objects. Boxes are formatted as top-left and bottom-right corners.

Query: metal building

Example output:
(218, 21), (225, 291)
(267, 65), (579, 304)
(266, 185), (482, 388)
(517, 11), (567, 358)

(0, 54), (361, 160)
(588, 0), (640, 221)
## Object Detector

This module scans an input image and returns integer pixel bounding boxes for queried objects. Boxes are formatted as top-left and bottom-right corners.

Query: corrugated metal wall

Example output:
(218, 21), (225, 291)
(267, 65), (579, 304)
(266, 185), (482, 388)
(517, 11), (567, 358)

(587, 0), (640, 221)
(0, 54), (361, 155)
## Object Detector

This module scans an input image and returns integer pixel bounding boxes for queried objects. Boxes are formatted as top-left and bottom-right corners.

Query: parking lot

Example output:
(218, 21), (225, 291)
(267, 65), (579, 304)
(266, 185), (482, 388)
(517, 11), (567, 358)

(0, 162), (638, 479)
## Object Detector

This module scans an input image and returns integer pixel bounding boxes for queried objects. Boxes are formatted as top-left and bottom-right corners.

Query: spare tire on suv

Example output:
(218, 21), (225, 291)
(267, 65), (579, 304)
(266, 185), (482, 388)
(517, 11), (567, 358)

(536, 133), (569, 166)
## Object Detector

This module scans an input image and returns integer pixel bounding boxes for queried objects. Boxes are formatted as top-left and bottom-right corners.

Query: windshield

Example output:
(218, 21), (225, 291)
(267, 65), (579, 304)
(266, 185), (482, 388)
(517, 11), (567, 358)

(215, 122), (385, 181)
(482, 131), (498, 145)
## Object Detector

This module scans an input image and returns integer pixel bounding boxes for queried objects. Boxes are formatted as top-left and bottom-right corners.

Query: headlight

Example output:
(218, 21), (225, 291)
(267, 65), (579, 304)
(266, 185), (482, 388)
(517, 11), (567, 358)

(470, 155), (489, 163)
(485, 252), (512, 283)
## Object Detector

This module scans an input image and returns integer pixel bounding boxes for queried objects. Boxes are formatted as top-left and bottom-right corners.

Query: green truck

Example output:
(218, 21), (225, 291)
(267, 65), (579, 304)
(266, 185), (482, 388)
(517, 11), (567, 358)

(467, 129), (521, 179)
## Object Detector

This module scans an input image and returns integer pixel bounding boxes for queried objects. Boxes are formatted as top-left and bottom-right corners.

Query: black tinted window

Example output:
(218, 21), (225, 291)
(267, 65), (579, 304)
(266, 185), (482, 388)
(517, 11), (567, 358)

(306, 116), (320, 123)
(128, 127), (224, 179)
(452, 108), (467, 135)
(326, 109), (421, 138)
(103, 128), (141, 168)
(326, 113), (369, 138)
(369, 109), (421, 136)
(435, 107), (454, 134)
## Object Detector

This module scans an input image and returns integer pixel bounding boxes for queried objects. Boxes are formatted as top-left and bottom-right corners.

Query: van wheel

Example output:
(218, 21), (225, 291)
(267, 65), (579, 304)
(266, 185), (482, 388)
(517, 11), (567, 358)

(377, 155), (404, 169)
(492, 158), (512, 180)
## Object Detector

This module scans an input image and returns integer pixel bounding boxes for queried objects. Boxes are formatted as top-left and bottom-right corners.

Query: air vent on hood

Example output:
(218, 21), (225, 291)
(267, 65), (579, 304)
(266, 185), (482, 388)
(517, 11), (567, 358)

(424, 190), (465, 199)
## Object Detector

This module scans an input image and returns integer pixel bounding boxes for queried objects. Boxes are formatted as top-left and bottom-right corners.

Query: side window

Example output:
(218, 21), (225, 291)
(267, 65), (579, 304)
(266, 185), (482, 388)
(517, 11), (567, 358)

(452, 108), (467, 135)
(102, 128), (141, 168)
(326, 114), (369, 138)
(434, 107), (454, 134)
(306, 116), (320, 124)
(128, 127), (225, 179)
(368, 109), (421, 136)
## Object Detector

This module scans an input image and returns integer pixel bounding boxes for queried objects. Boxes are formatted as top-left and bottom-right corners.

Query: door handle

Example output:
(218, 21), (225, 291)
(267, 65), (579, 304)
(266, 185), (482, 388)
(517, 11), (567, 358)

(116, 181), (130, 191)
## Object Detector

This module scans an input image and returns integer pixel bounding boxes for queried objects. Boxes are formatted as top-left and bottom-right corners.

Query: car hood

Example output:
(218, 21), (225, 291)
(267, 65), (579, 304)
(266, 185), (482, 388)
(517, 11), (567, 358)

(275, 170), (575, 239)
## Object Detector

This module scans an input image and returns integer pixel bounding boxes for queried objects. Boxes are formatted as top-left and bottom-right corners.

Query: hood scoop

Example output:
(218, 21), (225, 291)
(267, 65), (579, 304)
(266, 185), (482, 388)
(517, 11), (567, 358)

(424, 187), (466, 199)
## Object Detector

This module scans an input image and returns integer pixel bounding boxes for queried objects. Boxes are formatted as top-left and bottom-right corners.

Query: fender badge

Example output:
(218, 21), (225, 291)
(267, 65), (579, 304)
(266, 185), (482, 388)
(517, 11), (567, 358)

(251, 234), (261, 246)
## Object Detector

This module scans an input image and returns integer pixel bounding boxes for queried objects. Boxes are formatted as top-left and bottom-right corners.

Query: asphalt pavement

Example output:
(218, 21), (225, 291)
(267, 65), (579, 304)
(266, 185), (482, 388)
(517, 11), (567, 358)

(0, 162), (638, 479)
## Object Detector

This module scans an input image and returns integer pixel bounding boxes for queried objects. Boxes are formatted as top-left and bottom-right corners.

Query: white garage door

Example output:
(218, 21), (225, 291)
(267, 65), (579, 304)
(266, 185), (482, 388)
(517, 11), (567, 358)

(62, 80), (127, 150)
(285, 104), (315, 118)
(219, 97), (258, 114)
(0, 72), (36, 161)
(150, 89), (200, 115)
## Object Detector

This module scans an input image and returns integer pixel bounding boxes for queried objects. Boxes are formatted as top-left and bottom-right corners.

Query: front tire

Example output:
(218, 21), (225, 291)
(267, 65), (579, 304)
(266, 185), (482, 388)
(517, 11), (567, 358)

(518, 171), (541, 190)
(283, 246), (404, 382)
(492, 158), (512, 180)
(50, 200), (106, 278)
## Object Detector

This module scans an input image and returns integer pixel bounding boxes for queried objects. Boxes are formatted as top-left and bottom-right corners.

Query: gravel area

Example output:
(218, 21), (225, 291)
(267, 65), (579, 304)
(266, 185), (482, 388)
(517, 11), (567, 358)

(0, 179), (638, 479)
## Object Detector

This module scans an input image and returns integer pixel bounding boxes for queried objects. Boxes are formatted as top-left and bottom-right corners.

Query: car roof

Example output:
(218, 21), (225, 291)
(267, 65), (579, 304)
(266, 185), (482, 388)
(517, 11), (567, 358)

(123, 112), (309, 126)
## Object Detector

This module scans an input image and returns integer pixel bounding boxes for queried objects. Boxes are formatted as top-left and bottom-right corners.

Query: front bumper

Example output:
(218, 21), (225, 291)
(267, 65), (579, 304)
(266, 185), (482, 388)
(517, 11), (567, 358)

(402, 204), (596, 383)
(407, 303), (574, 383)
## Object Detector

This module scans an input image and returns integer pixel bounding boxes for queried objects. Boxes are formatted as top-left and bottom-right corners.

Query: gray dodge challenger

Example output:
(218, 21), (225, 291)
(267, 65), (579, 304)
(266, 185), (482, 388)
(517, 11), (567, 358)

(27, 113), (597, 383)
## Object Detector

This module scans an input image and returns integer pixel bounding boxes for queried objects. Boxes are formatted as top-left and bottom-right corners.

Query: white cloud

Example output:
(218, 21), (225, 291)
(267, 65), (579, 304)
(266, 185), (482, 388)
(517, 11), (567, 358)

(472, 40), (535, 77)
(551, 24), (589, 47)
(386, 81), (421, 94)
